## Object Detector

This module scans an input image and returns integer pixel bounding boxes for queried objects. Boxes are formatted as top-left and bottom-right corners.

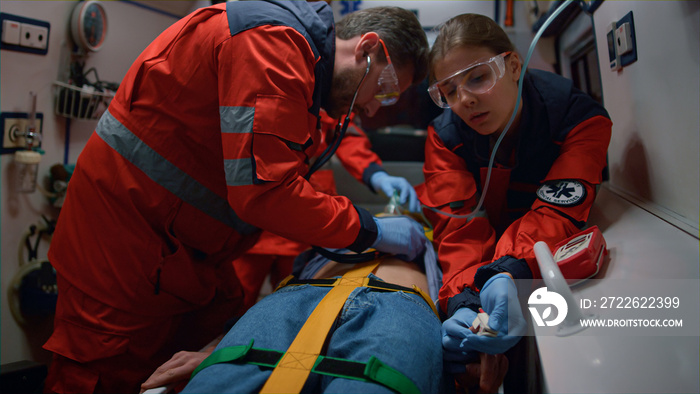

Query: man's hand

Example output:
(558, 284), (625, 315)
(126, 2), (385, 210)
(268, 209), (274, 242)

(372, 216), (427, 261)
(370, 172), (420, 212)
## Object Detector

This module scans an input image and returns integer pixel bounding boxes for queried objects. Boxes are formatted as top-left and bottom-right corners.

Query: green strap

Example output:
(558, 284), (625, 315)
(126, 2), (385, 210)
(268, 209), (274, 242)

(192, 343), (420, 394)
(364, 356), (421, 394)
(191, 339), (256, 378)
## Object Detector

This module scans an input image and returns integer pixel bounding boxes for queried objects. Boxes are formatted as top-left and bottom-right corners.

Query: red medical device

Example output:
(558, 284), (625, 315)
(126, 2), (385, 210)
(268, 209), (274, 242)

(552, 225), (607, 285)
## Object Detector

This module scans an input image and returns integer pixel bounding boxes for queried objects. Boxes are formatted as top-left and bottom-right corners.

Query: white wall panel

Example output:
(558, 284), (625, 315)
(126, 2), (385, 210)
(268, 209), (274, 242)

(0, 0), (193, 366)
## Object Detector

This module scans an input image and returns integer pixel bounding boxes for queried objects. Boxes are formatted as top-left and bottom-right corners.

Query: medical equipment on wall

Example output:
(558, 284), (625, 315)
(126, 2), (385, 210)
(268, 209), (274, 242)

(11, 92), (43, 194)
(70, 0), (108, 53)
(14, 150), (42, 193)
(8, 217), (58, 326)
(46, 163), (74, 208)
(54, 0), (116, 121)
(29, 162), (75, 208)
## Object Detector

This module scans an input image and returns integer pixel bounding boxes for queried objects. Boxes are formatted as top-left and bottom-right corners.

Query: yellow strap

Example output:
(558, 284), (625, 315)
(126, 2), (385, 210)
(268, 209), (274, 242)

(412, 284), (439, 317)
(260, 260), (380, 394)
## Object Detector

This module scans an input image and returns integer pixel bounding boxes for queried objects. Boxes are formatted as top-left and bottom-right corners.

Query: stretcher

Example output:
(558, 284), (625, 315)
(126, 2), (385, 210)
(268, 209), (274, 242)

(143, 254), (439, 394)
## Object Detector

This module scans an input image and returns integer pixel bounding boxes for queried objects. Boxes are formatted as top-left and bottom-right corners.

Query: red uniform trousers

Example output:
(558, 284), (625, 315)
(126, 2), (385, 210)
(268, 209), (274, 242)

(233, 252), (296, 311)
(43, 275), (243, 394)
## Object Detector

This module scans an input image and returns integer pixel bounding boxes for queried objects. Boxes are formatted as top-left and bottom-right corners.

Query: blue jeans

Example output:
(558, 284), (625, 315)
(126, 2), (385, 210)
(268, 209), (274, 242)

(182, 274), (451, 393)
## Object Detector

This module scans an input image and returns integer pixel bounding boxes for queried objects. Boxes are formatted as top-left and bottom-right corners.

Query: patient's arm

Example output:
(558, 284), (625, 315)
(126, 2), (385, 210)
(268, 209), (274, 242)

(139, 335), (222, 393)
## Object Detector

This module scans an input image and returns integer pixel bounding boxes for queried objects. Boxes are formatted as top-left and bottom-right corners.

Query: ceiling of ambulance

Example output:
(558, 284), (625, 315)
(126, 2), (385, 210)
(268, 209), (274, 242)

(131, 0), (198, 17)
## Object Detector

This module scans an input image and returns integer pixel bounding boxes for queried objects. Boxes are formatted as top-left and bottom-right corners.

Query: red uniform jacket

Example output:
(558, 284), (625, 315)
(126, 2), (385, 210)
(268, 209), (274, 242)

(247, 110), (384, 256)
(47, 1), (377, 317)
(417, 70), (612, 315)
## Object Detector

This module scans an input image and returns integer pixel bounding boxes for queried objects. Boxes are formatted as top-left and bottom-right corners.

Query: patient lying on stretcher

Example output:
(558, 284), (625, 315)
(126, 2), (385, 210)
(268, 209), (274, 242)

(141, 234), (508, 394)
(140, 235), (450, 394)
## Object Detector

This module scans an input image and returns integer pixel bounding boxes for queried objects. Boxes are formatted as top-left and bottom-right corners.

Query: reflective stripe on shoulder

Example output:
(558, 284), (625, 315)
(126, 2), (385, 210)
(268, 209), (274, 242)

(96, 110), (258, 235)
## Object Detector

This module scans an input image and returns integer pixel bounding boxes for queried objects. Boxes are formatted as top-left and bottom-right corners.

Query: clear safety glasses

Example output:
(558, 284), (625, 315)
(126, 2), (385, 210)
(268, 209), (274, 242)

(374, 38), (400, 106)
(428, 51), (512, 108)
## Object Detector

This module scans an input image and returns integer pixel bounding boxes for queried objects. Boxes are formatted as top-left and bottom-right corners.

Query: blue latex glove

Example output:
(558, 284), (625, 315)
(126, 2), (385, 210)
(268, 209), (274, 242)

(370, 171), (420, 212)
(372, 216), (426, 261)
(442, 274), (526, 357)
(442, 308), (480, 373)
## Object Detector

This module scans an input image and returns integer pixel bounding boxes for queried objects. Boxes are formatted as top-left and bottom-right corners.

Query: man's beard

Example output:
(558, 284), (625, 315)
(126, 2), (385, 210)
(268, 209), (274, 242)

(325, 65), (367, 119)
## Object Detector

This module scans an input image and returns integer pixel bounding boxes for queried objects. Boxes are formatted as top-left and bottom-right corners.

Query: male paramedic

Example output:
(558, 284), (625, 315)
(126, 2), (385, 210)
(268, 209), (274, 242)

(233, 109), (421, 311)
(42, 2), (430, 393)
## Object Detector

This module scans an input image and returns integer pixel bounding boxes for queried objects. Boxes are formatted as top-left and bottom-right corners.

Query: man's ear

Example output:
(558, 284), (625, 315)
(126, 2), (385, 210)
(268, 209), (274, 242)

(354, 32), (380, 62)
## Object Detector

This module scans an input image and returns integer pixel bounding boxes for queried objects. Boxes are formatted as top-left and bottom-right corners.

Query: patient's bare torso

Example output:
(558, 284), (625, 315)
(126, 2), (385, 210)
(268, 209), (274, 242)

(312, 258), (429, 292)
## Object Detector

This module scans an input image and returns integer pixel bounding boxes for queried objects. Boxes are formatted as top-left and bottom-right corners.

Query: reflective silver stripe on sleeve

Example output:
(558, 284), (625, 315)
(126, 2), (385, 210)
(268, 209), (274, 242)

(220, 106), (254, 134)
(224, 159), (254, 186)
(220, 106), (256, 186)
(96, 109), (258, 235)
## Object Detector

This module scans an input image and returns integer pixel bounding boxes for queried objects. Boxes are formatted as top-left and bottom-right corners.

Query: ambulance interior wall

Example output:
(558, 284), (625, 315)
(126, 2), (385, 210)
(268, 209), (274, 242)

(591, 0), (699, 237)
(0, 0), (195, 368)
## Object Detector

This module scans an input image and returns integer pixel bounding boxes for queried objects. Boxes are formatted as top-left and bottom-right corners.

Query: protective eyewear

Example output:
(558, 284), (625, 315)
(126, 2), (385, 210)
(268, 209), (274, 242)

(428, 51), (511, 108)
(374, 38), (400, 106)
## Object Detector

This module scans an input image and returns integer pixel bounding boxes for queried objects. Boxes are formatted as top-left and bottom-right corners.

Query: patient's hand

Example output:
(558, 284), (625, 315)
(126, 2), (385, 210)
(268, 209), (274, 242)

(139, 350), (211, 393)
(455, 352), (509, 394)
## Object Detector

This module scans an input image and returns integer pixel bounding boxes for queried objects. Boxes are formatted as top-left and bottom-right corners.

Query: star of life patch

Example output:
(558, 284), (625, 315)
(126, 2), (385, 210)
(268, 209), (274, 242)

(536, 180), (586, 206)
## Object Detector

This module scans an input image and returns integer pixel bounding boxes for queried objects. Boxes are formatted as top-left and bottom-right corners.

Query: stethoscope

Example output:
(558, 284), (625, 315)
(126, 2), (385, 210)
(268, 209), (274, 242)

(304, 56), (388, 263)
(305, 55), (372, 180)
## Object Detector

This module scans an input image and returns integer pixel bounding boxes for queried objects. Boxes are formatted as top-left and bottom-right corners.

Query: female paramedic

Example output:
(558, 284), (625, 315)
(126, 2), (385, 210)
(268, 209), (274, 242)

(416, 13), (612, 377)
(42, 2), (430, 393)
(234, 109), (420, 311)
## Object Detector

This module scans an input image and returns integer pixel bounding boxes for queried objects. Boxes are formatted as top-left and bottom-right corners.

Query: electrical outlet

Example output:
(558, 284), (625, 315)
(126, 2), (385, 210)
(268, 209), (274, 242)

(0, 13), (50, 55)
(1, 112), (43, 153)
(20, 23), (48, 50)
(616, 11), (638, 68)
